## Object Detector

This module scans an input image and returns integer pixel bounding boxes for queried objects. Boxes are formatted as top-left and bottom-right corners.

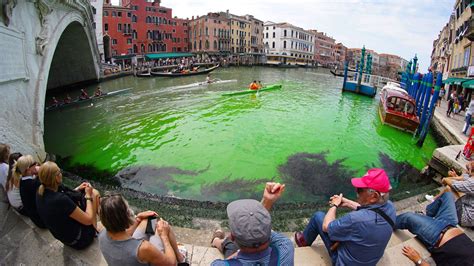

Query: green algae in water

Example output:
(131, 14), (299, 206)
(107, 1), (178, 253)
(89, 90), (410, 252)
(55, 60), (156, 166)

(44, 67), (438, 202)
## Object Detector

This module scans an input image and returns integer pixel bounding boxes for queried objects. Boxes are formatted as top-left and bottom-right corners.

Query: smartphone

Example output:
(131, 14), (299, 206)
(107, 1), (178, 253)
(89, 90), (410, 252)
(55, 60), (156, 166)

(145, 216), (158, 234)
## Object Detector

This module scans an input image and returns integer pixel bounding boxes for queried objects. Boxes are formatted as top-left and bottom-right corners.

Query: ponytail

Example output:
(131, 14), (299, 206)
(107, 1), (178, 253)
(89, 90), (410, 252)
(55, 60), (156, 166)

(38, 162), (60, 197)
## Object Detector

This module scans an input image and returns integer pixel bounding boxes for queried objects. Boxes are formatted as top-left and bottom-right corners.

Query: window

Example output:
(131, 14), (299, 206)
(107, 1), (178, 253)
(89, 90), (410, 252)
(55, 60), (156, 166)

(272, 32), (275, 38)
(112, 39), (117, 45)
(133, 30), (137, 39)
(272, 41), (275, 48)
(127, 12), (131, 17)
(214, 40), (217, 49)
(104, 11), (108, 16)
(118, 24), (122, 31)
(205, 40), (209, 49)
(104, 23), (108, 31)
(127, 39), (132, 44)
(112, 11), (116, 17)
(117, 12), (122, 17)
(463, 47), (470, 67)
(132, 15), (137, 22)
(284, 30), (287, 37)
(284, 41), (286, 49)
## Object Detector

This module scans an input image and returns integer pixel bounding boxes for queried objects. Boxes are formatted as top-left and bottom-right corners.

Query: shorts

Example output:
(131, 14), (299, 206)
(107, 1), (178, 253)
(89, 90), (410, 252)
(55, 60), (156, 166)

(132, 219), (165, 252)
(68, 225), (96, 250)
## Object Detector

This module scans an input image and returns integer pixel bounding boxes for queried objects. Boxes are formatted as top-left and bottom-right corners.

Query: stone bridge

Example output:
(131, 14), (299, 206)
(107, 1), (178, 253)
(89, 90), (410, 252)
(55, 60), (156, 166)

(0, 0), (100, 158)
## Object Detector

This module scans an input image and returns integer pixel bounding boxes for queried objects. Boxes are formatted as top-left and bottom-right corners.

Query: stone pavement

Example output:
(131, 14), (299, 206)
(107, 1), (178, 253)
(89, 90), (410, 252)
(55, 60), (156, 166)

(7, 192), (474, 266)
(433, 97), (468, 144)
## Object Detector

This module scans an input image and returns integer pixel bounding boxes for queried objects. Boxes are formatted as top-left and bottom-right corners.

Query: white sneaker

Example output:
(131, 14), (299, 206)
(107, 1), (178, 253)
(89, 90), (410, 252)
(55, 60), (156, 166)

(425, 195), (434, 202)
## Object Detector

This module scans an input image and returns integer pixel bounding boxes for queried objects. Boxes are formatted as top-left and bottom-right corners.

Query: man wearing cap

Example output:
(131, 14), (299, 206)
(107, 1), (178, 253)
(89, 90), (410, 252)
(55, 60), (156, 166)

(294, 168), (396, 265)
(210, 182), (294, 265)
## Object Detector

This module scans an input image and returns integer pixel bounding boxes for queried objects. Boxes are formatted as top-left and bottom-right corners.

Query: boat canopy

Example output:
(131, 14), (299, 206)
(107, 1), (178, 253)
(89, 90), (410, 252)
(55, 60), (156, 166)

(145, 53), (194, 60)
(443, 77), (468, 85)
(462, 79), (474, 89)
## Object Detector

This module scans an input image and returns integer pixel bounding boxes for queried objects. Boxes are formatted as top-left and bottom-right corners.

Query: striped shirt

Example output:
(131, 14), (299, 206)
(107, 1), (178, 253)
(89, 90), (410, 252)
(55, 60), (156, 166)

(452, 175), (474, 227)
(211, 232), (294, 266)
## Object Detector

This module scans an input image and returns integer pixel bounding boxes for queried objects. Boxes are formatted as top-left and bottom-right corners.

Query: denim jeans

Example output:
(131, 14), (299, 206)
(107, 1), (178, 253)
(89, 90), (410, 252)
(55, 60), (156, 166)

(396, 192), (458, 250)
(303, 211), (337, 263)
(463, 114), (472, 135)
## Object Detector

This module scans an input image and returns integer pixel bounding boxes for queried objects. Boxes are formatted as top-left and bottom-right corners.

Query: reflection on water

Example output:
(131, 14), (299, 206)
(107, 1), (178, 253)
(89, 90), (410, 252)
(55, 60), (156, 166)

(44, 67), (438, 202)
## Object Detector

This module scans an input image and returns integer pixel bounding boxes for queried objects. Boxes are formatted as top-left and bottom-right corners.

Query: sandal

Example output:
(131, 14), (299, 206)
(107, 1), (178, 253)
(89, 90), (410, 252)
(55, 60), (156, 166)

(210, 229), (225, 247)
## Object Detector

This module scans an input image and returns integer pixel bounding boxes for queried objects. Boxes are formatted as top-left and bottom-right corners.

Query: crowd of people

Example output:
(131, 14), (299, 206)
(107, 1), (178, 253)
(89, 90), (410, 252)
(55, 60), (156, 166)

(1, 142), (473, 265)
(443, 87), (474, 136)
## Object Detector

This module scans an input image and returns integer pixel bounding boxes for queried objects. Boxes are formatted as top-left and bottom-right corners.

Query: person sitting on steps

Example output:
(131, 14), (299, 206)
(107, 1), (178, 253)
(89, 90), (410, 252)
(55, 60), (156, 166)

(396, 191), (474, 265)
(99, 194), (188, 265)
(210, 182), (294, 265)
(294, 168), (396, 266)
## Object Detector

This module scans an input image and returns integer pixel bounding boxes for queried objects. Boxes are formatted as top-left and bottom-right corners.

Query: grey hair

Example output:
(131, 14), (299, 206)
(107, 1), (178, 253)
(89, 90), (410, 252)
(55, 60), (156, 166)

(367, 189), (389, 204)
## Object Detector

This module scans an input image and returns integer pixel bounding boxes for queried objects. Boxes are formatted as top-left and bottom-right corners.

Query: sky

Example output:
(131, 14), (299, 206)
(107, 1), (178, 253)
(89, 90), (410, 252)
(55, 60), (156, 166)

(114, 0), (454, 71)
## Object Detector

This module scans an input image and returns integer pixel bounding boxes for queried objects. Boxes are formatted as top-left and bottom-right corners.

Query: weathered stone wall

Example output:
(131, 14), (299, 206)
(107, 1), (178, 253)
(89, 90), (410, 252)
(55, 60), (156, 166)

(0, 0), (100, 159)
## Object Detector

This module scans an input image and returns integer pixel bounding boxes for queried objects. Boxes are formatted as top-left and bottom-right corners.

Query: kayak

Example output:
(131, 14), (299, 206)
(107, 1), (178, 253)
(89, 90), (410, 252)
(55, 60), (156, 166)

(46, 88), (131, 111)
(222, 84), (282, 96)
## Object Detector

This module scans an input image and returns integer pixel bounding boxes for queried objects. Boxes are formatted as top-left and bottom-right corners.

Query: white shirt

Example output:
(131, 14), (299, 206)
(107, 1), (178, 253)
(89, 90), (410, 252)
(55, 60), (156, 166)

(467, 100), (474, 115)
(0, 162), (8, 189)
(7, 185), (22, 209)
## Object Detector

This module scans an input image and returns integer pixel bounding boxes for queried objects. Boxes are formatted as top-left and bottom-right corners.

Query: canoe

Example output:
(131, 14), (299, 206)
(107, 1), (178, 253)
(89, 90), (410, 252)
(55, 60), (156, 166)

(151, 65), (219, 77)
(45, 88), (131, 111)
(222, 84), (282, 96)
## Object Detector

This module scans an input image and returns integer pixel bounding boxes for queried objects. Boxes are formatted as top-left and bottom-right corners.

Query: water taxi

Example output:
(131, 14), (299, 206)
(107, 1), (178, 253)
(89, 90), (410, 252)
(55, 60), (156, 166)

(378, 83), (419, 133)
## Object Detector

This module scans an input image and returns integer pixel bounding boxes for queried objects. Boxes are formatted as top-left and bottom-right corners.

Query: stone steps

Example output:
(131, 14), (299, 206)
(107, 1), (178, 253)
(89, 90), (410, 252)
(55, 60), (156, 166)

(2, 193), (473, 266)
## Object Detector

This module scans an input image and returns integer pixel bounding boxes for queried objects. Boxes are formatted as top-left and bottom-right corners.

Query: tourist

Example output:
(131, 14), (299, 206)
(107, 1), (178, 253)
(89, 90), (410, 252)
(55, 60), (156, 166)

(94, 86), (104, 97)
(5, 152), (22, 211)
(0, 143), (10, 202)
(206, 74), (213, 84)
(36, 161), (100, 250)
(438, 87), (445, 107)
(99, 194), (187, 265)
(396, 192), (474, 265)
(7, 155), (45, 228)
(447, 92), (456, 117)
(210, 182), (294, 265)
(79, 89), (90, 100)
(294, 168), (396, 265)
(64, 94), (72, 104)
(249, 80), (259, 91)
(425, 163), (474, 228)
(463, 99), (474, 135)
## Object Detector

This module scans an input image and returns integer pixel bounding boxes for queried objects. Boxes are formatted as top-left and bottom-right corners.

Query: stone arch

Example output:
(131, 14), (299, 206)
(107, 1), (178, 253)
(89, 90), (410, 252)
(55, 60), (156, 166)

(33, 11), (100, 155)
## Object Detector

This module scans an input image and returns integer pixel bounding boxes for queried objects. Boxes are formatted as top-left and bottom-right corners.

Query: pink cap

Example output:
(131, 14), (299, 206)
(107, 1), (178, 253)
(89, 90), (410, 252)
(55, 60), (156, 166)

(351, 168), (391, 193)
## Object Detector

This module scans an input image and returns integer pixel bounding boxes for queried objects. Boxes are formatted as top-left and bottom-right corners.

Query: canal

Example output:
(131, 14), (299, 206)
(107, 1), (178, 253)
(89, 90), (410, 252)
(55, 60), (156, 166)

(44, 67), (438, 203)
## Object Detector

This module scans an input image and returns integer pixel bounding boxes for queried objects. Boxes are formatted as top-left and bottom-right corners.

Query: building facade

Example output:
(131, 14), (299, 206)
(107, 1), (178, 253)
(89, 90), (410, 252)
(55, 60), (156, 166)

(311, 30), (335, 67)
(335, 42), (347, 67)
(91, 0), (105, 61)
(263, 21), (314, 65)
(448, 0), (472, 78)
(189, 12), (231, 54)
(102, 0), (189, 62)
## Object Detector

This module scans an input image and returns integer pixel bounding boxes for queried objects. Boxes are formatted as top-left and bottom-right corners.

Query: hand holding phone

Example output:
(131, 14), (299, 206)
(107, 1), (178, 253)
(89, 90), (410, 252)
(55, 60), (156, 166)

(145, 215), (159, 234)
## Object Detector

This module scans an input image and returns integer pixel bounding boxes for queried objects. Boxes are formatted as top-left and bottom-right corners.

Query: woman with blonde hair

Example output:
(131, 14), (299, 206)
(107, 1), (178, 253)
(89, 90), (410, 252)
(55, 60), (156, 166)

(6, 154), (45, 228)
(36, 161), (100, 249)
(99, 194), (187, 265)
(0, 143), (10, 201)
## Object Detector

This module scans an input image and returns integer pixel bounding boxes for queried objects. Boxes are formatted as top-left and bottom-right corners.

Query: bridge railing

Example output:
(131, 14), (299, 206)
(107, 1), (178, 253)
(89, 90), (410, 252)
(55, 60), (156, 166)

(351, 72), (399, 89)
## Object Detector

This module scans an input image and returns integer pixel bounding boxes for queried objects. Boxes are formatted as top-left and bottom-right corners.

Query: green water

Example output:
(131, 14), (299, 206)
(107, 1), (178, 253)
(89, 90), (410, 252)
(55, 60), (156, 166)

(44, 67), (437, 202)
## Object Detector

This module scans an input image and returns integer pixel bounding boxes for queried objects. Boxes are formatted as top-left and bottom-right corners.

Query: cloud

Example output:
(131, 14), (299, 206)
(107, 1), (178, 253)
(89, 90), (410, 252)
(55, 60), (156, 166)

(113, 0), (453, 72)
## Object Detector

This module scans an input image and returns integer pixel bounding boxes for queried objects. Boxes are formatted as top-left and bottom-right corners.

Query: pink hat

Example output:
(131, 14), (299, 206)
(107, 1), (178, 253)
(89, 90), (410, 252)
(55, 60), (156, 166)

(351, 168), (391, 193)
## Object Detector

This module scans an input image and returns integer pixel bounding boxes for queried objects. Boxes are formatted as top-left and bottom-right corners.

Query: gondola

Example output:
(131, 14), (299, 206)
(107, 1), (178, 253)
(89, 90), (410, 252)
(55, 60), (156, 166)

(45, 88), (131, 112)
(150, 65), (219, 77)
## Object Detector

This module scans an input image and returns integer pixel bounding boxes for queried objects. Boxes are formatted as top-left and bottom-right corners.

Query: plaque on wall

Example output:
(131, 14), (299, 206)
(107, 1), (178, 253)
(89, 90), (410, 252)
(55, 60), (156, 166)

(0, 25), (28, 84)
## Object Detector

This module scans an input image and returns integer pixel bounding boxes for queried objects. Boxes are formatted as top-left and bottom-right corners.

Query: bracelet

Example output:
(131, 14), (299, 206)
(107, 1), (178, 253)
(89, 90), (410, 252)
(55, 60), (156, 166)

(85, 196), (93, 202)
(329, 203), (339, 208)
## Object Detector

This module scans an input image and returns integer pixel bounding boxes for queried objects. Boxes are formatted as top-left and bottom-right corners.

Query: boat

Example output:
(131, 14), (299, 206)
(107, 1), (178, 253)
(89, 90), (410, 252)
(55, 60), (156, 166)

(45, 88), (131, 111)
(150, 65), (219, 77)
(222, 84), (282, 96)
(136, 71), (152, 77)
(378, 85), (419, 133)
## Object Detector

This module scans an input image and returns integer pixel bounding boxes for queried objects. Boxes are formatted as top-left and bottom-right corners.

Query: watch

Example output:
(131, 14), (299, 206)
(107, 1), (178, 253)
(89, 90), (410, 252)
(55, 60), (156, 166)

(415, 259), (423, 265)
(329, 203), (339, 208)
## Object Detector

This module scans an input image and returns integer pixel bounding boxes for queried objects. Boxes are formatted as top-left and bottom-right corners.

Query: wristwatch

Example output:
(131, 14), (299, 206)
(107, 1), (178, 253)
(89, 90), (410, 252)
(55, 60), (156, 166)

(329, 203), (339, 208)
(415, 258), (423, 265)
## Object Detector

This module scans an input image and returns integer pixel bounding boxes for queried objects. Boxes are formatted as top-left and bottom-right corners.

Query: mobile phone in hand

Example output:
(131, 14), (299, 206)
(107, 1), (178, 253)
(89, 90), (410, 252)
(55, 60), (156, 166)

(145, 216), (158, 234)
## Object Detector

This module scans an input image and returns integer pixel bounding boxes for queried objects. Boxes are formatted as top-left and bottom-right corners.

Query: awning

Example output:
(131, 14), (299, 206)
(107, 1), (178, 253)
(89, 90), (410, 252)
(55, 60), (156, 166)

(113, 54), (136, 60)
(145, 53), (194, 60)
(462, 79), (474, 89)
(443, 77), (468, 85)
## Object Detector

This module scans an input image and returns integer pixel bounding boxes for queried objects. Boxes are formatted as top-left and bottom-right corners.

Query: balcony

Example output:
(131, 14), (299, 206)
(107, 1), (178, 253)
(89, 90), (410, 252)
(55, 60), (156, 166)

(466, 18), (474, 41)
